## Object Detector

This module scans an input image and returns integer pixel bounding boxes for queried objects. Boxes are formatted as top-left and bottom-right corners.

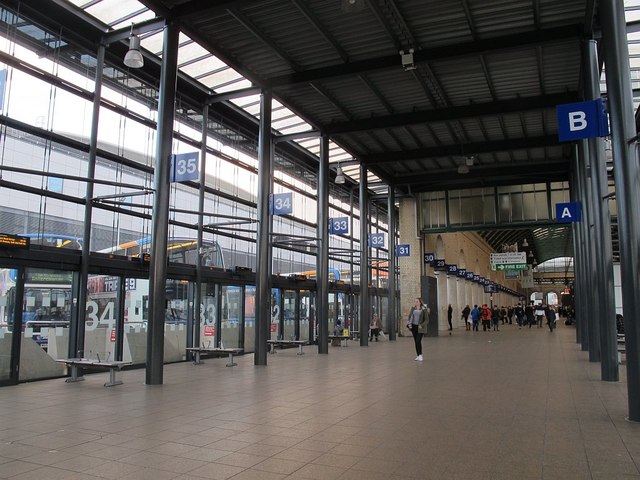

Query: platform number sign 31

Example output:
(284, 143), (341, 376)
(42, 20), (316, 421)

(270, 192), (293, 215)
(396, 244), (410, 257)
(368, 233), (385, 249)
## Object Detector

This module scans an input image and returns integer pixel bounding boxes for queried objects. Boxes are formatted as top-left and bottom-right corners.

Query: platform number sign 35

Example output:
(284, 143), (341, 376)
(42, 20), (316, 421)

(270, 192), (293, 215)
(329, 217), (349, 235)
(170, 152), (199, 183)
(368, 233), (385, 249)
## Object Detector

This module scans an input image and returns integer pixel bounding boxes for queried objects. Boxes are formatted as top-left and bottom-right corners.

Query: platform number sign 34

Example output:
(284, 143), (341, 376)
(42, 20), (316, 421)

(270, 192), (293, 215)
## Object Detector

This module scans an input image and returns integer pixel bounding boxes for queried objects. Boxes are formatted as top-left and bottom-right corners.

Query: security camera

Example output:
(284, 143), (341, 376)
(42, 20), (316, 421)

(400, 48), (415, 71)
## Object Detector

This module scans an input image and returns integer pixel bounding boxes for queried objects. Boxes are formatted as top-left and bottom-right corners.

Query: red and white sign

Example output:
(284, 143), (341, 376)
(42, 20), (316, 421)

(110, 329), (116, 342)
(204, 325), (215, 336)
(270, 323), (277, 332)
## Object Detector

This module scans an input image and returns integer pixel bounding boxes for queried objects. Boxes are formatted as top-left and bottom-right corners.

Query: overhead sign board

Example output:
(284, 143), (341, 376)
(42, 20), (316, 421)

(434, 259), (446, 271)
(556, 98), (609, 142)
(368, 233), (385, 248)
(396, 244), (410, 257)
(270, 193), (293, 215)
(447, 264), (457, 275)
(555, 202), (582, 223)
(0, 233), (29, 249)
(424, 252), (435, 265)
(492, 263), (528, 271)
(457, 268), (466, 278)
(329, 217), (349, 235)
(170, 152), (199, 183)
(490, 252), (526, 264)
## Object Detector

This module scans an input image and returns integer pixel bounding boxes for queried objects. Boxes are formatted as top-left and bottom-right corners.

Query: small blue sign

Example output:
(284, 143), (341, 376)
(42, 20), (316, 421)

(329, 217), (349, 235)
(466, 271), (474, 280)
(368, 233), (385, 249)
(556, 99), (609, 142)
(424, 252), (435, 265)
(555, 202), (582, 223)
(270, 193), (293, 215)
(396, 244), (410, 257)
(473, 274), (480, 282)
(457, 268), (466, 278)
(447, 264), (457, 274)
(434, 259), (446, 271)
(170, 152), (199, 183)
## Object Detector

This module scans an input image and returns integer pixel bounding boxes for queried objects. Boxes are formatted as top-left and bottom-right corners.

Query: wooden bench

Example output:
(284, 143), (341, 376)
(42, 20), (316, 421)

(267, 339), (307, 355)
(55, 358), (132, 387)
(186, 347), (243, 366)
(328, 335), (350, 347)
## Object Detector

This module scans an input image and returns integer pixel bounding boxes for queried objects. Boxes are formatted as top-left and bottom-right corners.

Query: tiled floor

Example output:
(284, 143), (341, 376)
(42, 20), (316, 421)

(1, 323), (638, 479)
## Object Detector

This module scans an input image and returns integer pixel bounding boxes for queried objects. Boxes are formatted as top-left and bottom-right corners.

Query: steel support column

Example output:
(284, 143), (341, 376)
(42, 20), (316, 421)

(254, 90), (272, 365)
(193, 104), (208, 357)
(146, 20), (178, 385)
(581, 138), (601, 360)
(388, 186), (397, 341)
(359, 164), (370, 347)
(601, 0), (640, 420)
(74, 43), (105, 359)
(569, 158), (583, 346)
(576, 141), (590, 352)
(585, 39), (618, 381)
(316, 135), (329, 354)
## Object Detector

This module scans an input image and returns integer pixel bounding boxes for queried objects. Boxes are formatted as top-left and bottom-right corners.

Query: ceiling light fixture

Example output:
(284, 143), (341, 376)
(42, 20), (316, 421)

(124, 31), (144, 69)
(522, 238), (529, 247)
(457, 164), (470, 174)
(335, 165), (345, 184)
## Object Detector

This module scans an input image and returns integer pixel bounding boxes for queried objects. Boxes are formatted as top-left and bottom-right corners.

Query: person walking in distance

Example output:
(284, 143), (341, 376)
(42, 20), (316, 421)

(447, 304), (453, 332)
(369, 313), (381, 341)
(407, 298), (428, 361)
(462, 304), (471, 331)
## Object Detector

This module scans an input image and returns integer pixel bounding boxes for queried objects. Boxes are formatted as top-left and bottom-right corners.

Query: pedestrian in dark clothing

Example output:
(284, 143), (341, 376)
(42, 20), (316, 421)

(544, 305), (555, 331)
(462, 305), (471, 331)
(525, 303), (534, 328)
(447, 304), (453, 331)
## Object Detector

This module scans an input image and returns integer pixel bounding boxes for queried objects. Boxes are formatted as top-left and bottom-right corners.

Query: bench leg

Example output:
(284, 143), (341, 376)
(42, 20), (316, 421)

(65, 364), (85, 383)
(226, 353), (237, 367)
(192, 351), (202, 365)
(297, 344), (304, 355)
(104, 368), (123, 387)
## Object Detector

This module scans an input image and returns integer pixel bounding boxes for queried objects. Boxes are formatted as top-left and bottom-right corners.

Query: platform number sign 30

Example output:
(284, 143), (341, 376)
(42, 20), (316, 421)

(270, 192), (293, 215)
(329, 217), (349, 235)
(170, 152), (199, 183)
(368, 233), (385, 249)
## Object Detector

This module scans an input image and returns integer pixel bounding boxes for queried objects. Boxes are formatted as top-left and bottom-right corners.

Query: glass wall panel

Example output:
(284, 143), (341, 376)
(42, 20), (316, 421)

(328, 292), (337, 334)
(283, 290), (296, 340)
(199, 282), (218, 348)
(19, 268), (71, 381)
(244, 286), (255, 352)
(270, 288), (281, 340)
(221, 285), (242, 349)
(300, 290), (311, 342)
(85, 274), (118, 362)
(0, 268), (17, 382)
(165, 279), (189, 362)
(123, 277), (147, 364)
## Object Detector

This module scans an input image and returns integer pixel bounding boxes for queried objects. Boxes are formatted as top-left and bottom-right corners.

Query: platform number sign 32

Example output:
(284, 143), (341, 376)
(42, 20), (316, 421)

(270, 192), (293, 215)
(368, 233), (385, 249)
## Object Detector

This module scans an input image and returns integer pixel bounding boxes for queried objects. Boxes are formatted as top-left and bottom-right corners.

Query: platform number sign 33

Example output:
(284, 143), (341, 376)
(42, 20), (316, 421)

(329, 217), (349, 235)
(368, 233), (385, 249)
(270, 192), (293, 215)
(170, 152), (199, 183)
